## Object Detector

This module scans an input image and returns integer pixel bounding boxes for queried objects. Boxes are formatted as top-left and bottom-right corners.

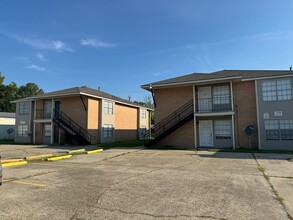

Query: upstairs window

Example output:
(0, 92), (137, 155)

(19, 102), (30, 115)
(262, 79), (292, 101)
(140, 109), (146, 119)
(212, 85), (230, 105)
(104, 101), (113, 114)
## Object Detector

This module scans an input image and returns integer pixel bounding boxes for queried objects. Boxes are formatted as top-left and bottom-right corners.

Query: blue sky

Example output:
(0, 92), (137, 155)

(1, 0), (293, 101)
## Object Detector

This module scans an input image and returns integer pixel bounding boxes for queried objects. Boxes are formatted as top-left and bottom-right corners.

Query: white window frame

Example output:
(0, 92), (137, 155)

(104, 101), (113, 115)
(44, 124), (52, 137)
(212, 85), (230, 105)
(44, 100), (52, 118)
(140, 109), (146, 119)
(17, 125), (28, 137)
(214, 120), (232, 139)
(262, 79), (292, 101)
(265, 119), (293, 140)
(19, 102), (30, 115)
(103, 124), (113, 138)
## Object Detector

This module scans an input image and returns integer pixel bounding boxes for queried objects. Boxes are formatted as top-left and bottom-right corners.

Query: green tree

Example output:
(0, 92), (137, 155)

(0, 73), (44, 112)
(16, 83), (44, 98)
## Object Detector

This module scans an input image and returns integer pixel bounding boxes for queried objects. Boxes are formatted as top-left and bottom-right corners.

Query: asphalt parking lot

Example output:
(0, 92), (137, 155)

(0, 145), (292, 220)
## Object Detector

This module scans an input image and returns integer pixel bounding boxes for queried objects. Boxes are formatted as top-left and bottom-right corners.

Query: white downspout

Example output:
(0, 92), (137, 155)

(193, 85), (197, 149)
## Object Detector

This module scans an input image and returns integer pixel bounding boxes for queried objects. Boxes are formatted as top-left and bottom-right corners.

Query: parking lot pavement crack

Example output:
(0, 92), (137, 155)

(267, 175), (293, 179)
(93, 167), (164, 207)
(252, 153), (293, 220)
(99, 149), (142, 162)
(93, 206), (228, 220)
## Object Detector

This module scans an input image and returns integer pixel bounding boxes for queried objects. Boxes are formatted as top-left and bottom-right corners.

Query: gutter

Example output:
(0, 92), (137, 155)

(141, 76), (242, 90)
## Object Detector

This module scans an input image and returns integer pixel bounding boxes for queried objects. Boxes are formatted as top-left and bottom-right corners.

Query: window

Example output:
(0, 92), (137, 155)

(104, 101), (113, 114)
(141, 109), (146, 119)
(103, 124), (113, 138)
(140, 126), (146, 137)
(44, 100), (52, 118)
(265, 119), (293, 140)
(44, 124), (51, 137)
(17, 125), (28, 137)
(262, 79), (292, 101)
(214, 120), (232, 139)
(212, 85), (230, 104)
(19, 102), (29, 115)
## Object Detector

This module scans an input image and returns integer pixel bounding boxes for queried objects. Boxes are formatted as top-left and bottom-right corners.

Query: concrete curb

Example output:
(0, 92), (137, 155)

(46, 155), (72, 161)
(87, 149), (103, 154)
(67, 149), (85, 154)
(2, 161), (28, 168)
(1, 159), (24, 163)
(25, 154), (53, 161)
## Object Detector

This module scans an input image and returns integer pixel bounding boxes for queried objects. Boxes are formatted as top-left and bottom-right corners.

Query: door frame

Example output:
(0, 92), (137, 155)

(199, 120), (213, 147)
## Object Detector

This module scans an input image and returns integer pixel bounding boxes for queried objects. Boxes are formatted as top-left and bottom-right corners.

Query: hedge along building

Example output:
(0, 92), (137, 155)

(142, 70), (293, 150)
(12, 87), (152, 145)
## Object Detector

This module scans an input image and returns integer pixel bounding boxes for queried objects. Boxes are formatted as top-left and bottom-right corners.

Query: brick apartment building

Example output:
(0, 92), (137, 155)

(142, 70), (293, 150)
(12, 87), (151, 145)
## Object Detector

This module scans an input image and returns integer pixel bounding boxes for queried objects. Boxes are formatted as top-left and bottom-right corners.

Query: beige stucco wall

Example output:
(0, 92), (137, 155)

(115, 104), (138, 141)
(154, 86), (193, 123)
(87, 98), (100, 143)
(233, 81), (258, 149)
(156, 119), (195, 148)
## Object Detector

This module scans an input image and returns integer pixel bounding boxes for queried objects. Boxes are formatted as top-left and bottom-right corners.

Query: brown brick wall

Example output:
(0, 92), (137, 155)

(154, 86), (193, 123)
(60, 96), (88, 131)
(156, 119), (195, 148)
(233, 81), (258, 148)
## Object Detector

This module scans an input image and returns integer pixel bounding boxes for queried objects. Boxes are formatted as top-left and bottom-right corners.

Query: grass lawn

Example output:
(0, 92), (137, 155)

(0, 139), (14, 144)
(207, 148), (293, 154)
(100, 140), (145, 149)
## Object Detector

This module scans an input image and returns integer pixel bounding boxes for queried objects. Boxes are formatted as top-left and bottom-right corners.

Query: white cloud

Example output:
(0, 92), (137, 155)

(80, 38), (116, 49)
(36, 52), (46, 61)
(27, 64), (46, 72)
(10, 34), (73, 52)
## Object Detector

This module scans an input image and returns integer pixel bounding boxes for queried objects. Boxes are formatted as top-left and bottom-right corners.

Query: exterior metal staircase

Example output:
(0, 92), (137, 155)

(144, 99), (194, 147)
(53, 111), (93, 145)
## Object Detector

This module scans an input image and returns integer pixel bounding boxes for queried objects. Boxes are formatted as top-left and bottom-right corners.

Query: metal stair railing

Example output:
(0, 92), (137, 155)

(144, 99), (194, 142)
(54, 110), (94, 144)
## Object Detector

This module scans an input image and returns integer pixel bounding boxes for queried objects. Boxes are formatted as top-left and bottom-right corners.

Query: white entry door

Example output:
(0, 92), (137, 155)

(198, 86), (212, 112)
(199, 120), (213, 147)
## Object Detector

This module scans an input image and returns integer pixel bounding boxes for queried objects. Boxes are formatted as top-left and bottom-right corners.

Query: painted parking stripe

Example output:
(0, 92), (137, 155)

(12, 180), (46, 187)
(46, 155), (72, 161)
(87, 149), (103, 154)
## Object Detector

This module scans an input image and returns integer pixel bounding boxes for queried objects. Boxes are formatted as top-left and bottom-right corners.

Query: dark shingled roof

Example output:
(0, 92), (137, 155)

(12, 86), (147, 108)
(142, 70), (293, 89)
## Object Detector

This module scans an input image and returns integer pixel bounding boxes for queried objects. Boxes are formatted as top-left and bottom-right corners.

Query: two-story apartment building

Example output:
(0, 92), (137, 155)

(142, 70), (293, 150)
(12, 86), (151, 145)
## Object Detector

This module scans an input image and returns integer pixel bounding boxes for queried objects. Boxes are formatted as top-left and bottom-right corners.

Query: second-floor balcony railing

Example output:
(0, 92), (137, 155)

(195, 96), (232, 113)
(35, 109), (52, 119)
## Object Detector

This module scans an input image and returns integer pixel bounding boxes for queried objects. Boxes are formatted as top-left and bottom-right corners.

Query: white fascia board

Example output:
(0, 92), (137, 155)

(241, 74), (293, 81)
(146, 76), (242, 89)
(11, 92), (80, 103)
(79, 92), (153, 110)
